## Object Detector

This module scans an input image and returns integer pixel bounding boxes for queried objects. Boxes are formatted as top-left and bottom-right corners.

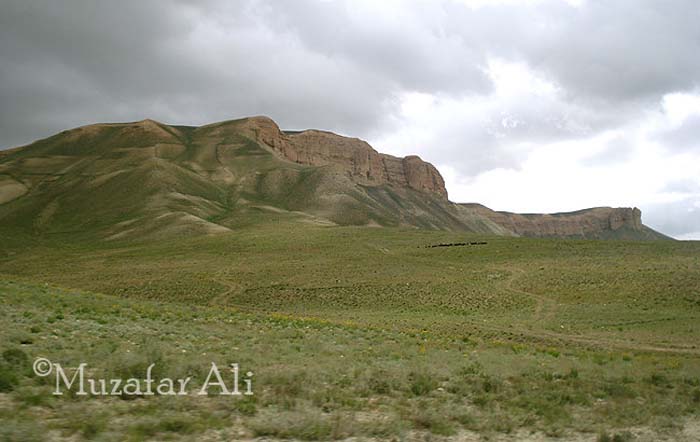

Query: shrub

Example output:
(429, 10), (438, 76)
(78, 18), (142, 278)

(235, 396), (258, 416)
(603, 380), (636, 398)
(408, 371), (437, 396)
(14, 386), (50, 407)
(81, 419), (107, 439)
(158, 417), (196, 434)
(2, 348), (29, 370)
(367, 369), (394, 394)
(60, 412), (108, 439)
(410, 407), (456, 436)
(646, 373), (669, 387)
(545, 347), (560, 358)
(481, 375), (501, 393)
(566, 368), (579, 379)
(0, 366), (19, 392)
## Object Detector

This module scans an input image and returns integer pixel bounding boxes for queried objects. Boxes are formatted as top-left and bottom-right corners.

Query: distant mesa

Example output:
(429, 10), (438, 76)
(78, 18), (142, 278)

(0, 116), (668, 241)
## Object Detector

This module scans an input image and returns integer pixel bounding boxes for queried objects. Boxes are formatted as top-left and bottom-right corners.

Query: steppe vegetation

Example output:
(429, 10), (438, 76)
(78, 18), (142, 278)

(1, 222), (699, 440)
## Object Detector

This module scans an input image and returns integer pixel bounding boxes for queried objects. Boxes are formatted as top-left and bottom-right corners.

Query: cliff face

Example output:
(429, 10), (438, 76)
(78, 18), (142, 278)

(239, 117), (448, 199)
(459, 204), (664, 240)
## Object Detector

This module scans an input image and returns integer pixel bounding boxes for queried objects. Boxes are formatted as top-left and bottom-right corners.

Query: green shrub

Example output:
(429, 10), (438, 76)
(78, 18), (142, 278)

(408, 371), (437, 396)
(566, 368), (579, 379)
(60, 412), (108, 439)
(410, 408), (456, 436)
(646, 373), (669, 387)
(14, 386), (50, 407)
(454, 411), (478, 429)
(481, 375), (501, 393)
(235, 396), (258, 416)
(81, 418), (107, 439)
(158, 417), (196, 434)
(0, 366), (19, 392)
(603, 380), (636, 398)
(367, 369), (394, 394)
(2, 348), (29, 370)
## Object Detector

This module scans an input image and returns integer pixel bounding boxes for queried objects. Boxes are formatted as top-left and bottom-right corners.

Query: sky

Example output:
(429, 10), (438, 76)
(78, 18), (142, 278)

(1, 0), (699, 239)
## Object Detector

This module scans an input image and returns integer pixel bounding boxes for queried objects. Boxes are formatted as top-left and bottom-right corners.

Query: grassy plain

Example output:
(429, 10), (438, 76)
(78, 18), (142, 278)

(1, 222), (699, 440)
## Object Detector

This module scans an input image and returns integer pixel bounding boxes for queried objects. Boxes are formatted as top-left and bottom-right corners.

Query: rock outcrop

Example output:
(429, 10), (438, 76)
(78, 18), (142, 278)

(239, 116), (448, 199)
(460, 204), (662, 239)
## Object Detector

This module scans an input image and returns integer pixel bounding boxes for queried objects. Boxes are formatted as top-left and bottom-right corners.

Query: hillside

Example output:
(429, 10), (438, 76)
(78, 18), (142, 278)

(0, 116), (667, 240)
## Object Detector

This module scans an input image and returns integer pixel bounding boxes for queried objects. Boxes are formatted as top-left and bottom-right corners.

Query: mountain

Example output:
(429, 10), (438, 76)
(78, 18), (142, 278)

(0, 116), (668, 241)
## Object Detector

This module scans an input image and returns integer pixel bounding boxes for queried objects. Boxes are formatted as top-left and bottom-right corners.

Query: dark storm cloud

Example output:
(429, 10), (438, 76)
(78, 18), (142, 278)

(0, 1), (206, 146)
(3, 0), (700, 148)
(524, 0), (700, 101)
(1, 0), (699, 236)
(0, 0), (399, 148)
(259, 0), (494, 95)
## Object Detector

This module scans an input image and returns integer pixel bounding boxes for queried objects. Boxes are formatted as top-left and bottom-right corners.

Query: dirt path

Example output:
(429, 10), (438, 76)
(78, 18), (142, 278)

(209, 275), (241, 306)
(487, 266), (700, 355)
(211, 269), (700, 356)
(499, 266), (557, 323)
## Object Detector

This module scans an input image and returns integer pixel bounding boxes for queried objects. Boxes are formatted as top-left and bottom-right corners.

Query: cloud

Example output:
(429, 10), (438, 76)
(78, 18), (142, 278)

(643, 197), (700, 239)
(522, 0), (700, 101)
(645, 91), (700, 153)
(1, 0), (699, 237)
(0, 0), (400, 146)
(258, 0), (494, 95)
(370, 58), (641, 176)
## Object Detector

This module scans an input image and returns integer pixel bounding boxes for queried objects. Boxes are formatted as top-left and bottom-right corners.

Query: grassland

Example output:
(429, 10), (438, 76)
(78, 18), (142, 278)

(1, 222), (699, 441)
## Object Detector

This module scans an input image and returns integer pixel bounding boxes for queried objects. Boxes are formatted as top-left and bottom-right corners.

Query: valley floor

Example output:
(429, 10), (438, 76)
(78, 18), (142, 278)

(0, 223), (699, 440)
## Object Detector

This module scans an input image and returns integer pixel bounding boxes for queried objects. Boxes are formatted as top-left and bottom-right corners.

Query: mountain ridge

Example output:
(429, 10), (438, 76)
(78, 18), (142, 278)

(0, 116), (669, 241)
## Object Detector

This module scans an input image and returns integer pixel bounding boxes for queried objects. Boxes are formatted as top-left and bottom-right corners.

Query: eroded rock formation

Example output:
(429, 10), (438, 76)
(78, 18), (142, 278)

(461, 204), (653, 238)
(239, 116), (448, 199)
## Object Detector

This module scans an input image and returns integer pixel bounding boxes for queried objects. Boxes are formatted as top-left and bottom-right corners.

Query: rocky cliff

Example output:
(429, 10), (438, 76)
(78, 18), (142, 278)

(238, 117), (448, 199)
(460, 204), (665, 240)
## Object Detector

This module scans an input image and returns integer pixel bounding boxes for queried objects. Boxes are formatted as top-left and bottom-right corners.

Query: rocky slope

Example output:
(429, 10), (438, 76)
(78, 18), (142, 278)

(0, 116), (668, 240)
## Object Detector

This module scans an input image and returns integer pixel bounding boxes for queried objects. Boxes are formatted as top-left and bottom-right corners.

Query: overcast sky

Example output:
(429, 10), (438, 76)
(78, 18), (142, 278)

(1, 0), (699, 239)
